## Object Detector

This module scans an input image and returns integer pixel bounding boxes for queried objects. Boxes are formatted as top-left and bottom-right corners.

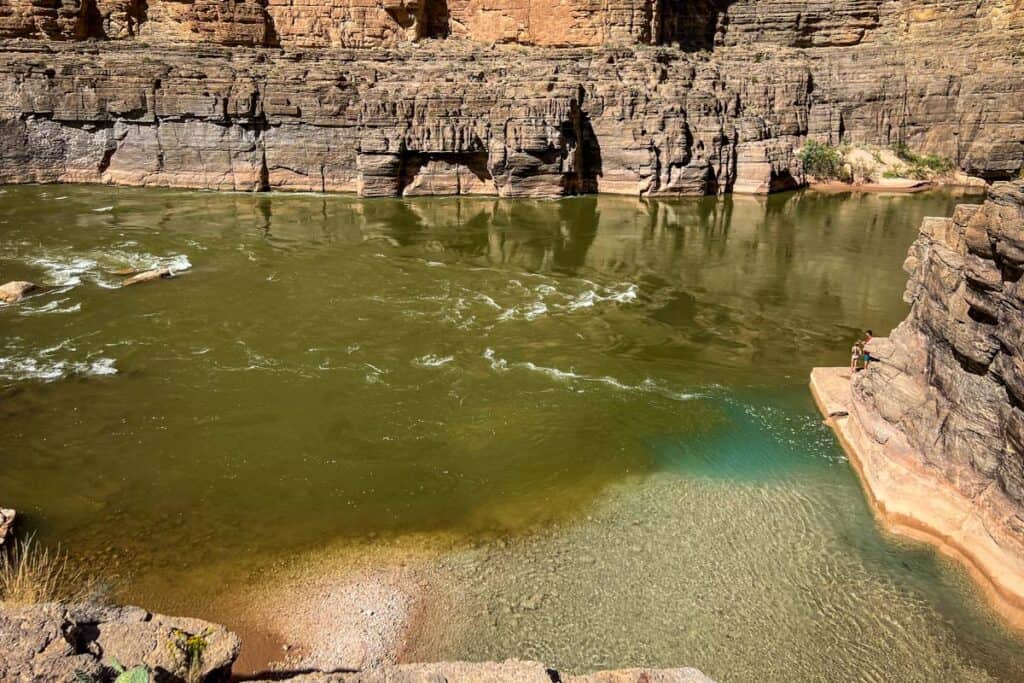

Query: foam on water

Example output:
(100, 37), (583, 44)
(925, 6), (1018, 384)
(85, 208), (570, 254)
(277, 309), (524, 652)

(483, 349), (702, 401)
(415, 354), (455, 368)
(19, 249), (192, 290)
(30, 255), (99, 287)
(498, 301), (549, 322)
(0, 355), (117, 382)
(471, 280), (639, 325)
(18, 300), (82, 316)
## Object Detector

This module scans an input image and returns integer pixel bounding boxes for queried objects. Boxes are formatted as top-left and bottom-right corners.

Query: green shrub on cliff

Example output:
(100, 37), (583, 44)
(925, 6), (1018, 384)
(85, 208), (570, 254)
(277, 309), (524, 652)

(799, 141), (847, 180)
(891, 141), (954, 178)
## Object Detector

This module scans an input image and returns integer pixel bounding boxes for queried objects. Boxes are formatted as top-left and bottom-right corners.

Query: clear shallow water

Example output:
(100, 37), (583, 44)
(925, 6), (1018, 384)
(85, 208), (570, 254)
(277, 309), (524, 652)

(2, 185), (1021, 680)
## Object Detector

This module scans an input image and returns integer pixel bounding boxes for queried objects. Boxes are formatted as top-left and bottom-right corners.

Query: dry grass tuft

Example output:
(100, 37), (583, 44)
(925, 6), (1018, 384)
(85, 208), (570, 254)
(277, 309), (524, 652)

(0, 533), (99, 605)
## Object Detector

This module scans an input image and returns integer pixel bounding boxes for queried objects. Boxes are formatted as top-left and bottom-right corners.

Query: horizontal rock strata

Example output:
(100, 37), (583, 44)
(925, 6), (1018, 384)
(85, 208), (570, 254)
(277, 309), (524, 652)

(811, 180), (1024, 627)
(0, 0), (1021, 197)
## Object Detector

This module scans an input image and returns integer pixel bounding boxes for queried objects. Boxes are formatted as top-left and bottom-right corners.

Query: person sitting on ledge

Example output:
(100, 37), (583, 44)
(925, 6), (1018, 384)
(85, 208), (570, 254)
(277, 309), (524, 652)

(861, 329), (874, 368)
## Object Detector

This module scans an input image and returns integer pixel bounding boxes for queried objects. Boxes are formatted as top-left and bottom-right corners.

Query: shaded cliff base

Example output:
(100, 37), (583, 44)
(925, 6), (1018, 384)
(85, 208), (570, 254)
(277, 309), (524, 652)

(810, 366), (1024, 631)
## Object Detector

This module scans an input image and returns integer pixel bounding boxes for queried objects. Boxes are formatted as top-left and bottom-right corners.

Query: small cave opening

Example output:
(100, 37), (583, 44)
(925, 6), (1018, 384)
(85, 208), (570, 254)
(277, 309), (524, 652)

(76, 0), (106, 39)
(385, 5), (418, 30)
(657, 0), (734, 51)
(768, 169), (801, 193)
(418, 0), (450, 39)
(127, 0), (148, 37)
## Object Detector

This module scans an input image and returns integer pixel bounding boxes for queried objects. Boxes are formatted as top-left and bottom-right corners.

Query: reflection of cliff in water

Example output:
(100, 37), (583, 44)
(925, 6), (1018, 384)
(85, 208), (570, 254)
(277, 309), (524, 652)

(103, 189), (983, 361)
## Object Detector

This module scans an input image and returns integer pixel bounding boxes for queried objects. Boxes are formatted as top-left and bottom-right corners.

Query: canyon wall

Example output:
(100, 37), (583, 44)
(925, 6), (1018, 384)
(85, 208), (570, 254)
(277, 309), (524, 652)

(0, 0), (1021, 197)
(855, 179), (1024, 534)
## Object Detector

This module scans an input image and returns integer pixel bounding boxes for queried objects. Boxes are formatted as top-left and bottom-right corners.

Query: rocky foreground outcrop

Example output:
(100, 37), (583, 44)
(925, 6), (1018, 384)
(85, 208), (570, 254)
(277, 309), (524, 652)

(811, 180), (1024, 625)
(0, 602), (241, 682)
(0, 0), (1021, 198)
(0, 601), (713, 683)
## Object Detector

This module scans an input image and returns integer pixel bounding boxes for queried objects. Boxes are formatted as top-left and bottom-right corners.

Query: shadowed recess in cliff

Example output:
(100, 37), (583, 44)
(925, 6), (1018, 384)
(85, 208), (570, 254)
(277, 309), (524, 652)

(657, 0), (733, 50)
(399, 151), (492, 196)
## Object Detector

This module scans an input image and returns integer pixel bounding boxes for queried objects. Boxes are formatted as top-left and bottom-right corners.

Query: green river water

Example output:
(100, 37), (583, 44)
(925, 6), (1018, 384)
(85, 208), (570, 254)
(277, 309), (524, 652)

(1, 185), (1023, 680)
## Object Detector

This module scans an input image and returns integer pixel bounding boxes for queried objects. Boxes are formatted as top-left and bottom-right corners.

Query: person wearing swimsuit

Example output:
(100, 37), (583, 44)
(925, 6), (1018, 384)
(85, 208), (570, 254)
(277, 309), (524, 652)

(861, 330), (874, 368)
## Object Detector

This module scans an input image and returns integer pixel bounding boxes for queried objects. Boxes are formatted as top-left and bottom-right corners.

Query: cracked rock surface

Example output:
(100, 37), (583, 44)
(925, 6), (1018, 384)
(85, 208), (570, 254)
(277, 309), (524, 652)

(0, 602), (240, 683)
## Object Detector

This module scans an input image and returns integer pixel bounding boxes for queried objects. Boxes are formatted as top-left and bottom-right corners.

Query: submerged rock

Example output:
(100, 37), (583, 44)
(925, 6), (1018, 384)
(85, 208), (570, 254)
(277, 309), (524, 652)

(122, 268), (175, 287)
(0, 281), (37, 303)
(0, 602), (241, 683)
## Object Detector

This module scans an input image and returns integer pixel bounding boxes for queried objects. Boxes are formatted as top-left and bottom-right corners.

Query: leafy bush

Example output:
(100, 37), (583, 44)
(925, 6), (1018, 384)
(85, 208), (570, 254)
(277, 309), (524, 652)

(0, 534), (98, 604)
(799, 141), (847, 180)
(890, 141), (953, 177)
(75, 659), (152, 683)
(891, 141), (915, 162)
(109, 659), (152, 683)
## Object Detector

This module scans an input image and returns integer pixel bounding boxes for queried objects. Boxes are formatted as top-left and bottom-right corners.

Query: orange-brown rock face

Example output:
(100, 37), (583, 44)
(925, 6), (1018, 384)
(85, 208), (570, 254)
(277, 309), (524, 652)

(141, 0), (269, 46)
(443, 0), (658, 46)
(0, 0), (93, 39)
(0, 0), (1021, 197)
(0, 0), (666, 46)
(264, 0), (419, 48)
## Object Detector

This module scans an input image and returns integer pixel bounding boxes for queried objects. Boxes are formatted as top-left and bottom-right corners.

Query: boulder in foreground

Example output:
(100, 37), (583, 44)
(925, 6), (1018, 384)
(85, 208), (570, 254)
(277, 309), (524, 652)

(0, 602), (240, 683)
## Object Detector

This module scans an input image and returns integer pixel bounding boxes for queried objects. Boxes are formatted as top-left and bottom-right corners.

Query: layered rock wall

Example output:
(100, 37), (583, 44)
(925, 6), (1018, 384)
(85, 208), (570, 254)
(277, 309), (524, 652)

(0, 0), (1021, 197)
(856, 180), (1024, 522)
